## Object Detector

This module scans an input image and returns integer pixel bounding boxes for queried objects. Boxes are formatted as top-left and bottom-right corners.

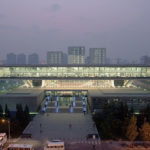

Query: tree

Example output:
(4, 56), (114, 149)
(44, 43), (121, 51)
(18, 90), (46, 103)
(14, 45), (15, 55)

(137, 109), (145, 128)
(24, 105), (31, 125)
(126, 115), (138, 141)
(139, 122), (150, 141)
(122, 117), (130, 138)
(0, 104), (3, 118)
(10, 118), (22, 137)
(120, 102), (128, 121)
(145, 105), (150, 123)
(16, 104), (25, 125)
(16, 104), (20, 120)
(129, 106), (134, 118)
(5, 104), (10, 119)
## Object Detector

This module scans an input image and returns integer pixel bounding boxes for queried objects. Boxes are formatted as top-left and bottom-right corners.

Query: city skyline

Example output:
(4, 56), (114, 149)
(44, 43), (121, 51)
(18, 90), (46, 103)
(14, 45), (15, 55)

(1, 49), (150, 65)
(0, 0), (150, 61)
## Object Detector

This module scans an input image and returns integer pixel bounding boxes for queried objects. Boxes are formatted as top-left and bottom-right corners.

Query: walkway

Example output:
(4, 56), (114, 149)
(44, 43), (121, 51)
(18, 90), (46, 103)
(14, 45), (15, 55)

(23, 113), (98, 141)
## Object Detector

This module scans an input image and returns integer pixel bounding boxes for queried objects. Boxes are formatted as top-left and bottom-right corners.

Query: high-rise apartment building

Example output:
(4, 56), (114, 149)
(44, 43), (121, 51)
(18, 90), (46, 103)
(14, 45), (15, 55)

(28, 53), (39, 65)
(47, 51), (64, 65)
(68, 47), (85, 64)
(63, 53), (68, 65)
(89, 48), (106, 64)
(6, 53), (16, 64)
(85, 56), (90, 64)
(140, 56), (150, 65)
(0, 60), (3, 65)
(17, 53), (26, 64)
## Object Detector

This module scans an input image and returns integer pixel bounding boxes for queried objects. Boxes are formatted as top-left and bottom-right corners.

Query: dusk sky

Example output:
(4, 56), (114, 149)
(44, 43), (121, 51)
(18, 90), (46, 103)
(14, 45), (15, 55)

(0, 0), (150, 62)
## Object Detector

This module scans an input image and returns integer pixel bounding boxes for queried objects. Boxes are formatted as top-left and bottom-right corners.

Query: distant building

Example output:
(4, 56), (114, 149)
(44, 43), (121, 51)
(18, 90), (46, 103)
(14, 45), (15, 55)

(6, 53), (16, 65)
(17, 53), (26, 64)
(28, 53), (39, 65)
(0, 60), (5, 65)
(63, 53), (68, 65)
(47, 51), (64, 65)
(140, 56), (150, 65)
(0, 60), (2, 65)
(85, 56), (90, 64)
(116, 58), (128, 65)
(40, 61), (47, 64)
(89, 48), (106, 65)
(106, 58), (112, 64)
(68, 47), (85, 64)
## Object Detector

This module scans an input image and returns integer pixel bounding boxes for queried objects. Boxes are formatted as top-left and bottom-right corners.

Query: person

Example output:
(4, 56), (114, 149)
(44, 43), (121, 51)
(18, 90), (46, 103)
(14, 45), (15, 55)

(92, 144), (96, 150)
(42, 107), (46, 112)
(69, 123), (72, 129)
(40, 129), (42, 134)
(83, 107), (86, 115)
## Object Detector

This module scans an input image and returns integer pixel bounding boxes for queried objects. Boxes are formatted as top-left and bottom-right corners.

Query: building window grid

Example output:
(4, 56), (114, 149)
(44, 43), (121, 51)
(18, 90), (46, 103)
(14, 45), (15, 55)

(0, 66), (150, 78)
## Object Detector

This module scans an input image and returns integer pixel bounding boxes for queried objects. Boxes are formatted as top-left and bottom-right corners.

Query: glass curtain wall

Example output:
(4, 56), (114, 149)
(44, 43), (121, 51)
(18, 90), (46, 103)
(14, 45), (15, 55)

(0, 66), (150, 78)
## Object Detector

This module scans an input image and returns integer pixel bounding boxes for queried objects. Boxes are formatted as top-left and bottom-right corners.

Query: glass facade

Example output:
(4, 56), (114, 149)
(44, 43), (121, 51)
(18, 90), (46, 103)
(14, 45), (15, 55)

(41, 80), (112, 89)
(0, 66), (150, 79)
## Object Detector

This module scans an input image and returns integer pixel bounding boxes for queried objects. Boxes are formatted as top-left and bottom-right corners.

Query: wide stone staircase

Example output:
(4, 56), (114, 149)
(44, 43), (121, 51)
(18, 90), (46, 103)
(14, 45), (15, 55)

(23, 95), (100, 141)
(41, 96), (88, 114)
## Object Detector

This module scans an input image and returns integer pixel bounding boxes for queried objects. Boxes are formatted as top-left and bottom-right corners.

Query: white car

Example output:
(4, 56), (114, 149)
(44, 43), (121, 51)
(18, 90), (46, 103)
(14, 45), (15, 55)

(44, 140), (65, 150)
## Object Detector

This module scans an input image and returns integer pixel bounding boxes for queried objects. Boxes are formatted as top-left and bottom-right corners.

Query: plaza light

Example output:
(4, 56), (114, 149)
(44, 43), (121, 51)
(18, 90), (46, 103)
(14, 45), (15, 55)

(1, 118), (10, 139)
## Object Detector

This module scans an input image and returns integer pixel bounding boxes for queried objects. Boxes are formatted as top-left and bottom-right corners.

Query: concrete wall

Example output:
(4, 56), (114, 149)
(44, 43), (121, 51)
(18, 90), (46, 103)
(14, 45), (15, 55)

(0, 91), (44, 112)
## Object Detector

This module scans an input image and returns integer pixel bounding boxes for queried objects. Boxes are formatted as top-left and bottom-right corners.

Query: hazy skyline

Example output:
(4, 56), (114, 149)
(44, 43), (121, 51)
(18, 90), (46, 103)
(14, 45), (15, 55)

(0, 0), (150, 61)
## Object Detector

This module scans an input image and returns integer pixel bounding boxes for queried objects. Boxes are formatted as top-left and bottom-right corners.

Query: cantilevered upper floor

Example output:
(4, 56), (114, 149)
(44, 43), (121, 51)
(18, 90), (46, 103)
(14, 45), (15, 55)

(0, 64), (150, 80)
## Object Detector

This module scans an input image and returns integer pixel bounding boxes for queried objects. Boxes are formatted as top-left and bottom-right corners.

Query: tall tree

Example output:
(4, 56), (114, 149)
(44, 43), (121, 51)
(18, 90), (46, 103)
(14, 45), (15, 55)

(122, 102), (129, 120)
(139, 122), (150, 141)
(0, 104), (3, 118)
(129, 106), (134, 118)
(5, 104), (10, 119)
(24, 105), (31, 125)
(145, 105), (150, 123)
(126, 115), (138, 141)
(16, 104), (25, 124)
(122, 117), (130, 138)
(137, 109), (145, 128)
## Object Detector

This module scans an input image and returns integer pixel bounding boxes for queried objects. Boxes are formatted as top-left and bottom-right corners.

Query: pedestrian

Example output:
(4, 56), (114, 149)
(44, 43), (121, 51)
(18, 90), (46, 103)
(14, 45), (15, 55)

(69, 123), (72, 129)
(83, 110), (85, 115)
(92, 144), (96, 150)
(83, 107), (86, 115)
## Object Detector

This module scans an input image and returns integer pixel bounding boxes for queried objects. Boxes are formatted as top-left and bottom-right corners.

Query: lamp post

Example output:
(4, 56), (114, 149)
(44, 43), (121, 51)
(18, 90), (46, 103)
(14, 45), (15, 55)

(8, 120), (10, 140)
(1, 119), (10, 139)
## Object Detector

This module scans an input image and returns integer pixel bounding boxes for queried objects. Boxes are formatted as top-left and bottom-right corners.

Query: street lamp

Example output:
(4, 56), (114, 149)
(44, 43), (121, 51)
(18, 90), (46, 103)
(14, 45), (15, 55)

(1, 119), (10, 139)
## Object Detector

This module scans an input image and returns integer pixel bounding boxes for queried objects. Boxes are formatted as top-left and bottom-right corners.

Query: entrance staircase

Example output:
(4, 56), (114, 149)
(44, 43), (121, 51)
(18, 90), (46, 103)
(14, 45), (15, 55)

(41, 96), (88, 114)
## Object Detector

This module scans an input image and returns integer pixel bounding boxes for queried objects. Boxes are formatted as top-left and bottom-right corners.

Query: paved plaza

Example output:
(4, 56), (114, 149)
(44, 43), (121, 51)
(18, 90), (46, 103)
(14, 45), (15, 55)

(23, 113), (98, 141)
